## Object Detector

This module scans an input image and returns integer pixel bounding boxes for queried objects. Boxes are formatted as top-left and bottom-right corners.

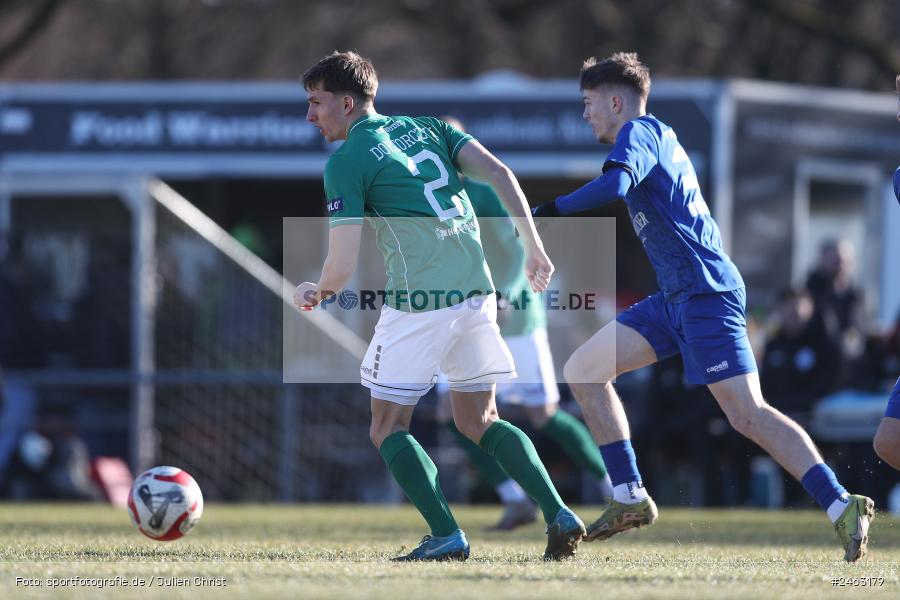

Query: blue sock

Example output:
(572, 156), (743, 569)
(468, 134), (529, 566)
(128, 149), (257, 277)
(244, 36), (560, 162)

(598, 439), (642, 486)
(801, 463), (847, 512)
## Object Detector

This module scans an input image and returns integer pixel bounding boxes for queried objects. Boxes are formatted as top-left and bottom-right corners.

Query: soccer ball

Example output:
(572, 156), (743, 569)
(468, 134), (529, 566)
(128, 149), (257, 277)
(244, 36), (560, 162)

(127, 466), (203, 541)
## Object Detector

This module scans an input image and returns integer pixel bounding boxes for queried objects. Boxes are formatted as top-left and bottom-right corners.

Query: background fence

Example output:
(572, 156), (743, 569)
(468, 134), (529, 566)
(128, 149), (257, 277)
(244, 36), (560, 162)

(2, 176), (382, 501)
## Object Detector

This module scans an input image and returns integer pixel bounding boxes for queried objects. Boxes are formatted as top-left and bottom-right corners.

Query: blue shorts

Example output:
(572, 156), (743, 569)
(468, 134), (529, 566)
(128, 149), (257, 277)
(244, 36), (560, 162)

(616, 288), (758, 385)
(886, 377), (900, 420)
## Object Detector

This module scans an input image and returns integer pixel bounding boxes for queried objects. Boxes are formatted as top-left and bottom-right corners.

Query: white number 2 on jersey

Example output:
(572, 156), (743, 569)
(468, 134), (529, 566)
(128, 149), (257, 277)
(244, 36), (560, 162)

(405, 149), (465, 221)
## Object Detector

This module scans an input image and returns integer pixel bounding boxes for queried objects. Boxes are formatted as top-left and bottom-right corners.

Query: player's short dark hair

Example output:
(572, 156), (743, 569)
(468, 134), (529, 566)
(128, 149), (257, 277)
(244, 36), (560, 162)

(302, 51), (378, 102)
(580, 52), (651, 100)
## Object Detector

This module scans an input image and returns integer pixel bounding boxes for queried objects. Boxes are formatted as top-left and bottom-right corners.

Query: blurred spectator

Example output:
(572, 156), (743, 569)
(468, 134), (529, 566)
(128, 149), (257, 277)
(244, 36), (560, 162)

(0, 232), (46, 486)
(0, 377), (37, 489)
(0, 231), (99, 500)
(0, 232), (47, 369)
(761, 288), (843, 422)
(758, 288), (846, 507)
(850, 308), (900, 392)
(805, 239), (866, 363)
(70, 235), (131, 368)
(197, 223), (277, 368)
(0, 428), (100, 500)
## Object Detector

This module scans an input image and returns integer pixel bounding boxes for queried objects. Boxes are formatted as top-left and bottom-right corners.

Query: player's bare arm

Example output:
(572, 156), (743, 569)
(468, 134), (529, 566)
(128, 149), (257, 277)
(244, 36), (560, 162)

(293, 223), (362, 310)
(455, 140), (554, 291)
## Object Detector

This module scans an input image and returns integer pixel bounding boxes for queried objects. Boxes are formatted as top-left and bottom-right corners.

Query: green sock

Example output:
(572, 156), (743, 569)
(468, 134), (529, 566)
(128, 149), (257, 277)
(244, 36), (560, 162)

(479, 420), (565, 523)
(540, 409), (608, 479)
(443, 420), (511, 487)
(379, 431), (458, 537)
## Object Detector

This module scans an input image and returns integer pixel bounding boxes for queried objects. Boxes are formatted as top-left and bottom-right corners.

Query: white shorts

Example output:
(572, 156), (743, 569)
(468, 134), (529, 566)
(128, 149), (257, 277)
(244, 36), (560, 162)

(436, 327), (560, 407)
(361, 294), (517, 405)
(496, 328), (560, 406)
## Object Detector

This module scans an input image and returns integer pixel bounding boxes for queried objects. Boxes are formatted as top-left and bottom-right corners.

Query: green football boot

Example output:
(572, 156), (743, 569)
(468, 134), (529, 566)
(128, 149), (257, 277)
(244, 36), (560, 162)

(584, 496), (658, 542)
(834, 494), (875, 563)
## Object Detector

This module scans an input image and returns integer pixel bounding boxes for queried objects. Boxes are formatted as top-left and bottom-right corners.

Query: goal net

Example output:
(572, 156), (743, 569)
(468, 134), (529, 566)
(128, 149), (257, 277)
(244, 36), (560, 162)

(147, 179), (384, 501)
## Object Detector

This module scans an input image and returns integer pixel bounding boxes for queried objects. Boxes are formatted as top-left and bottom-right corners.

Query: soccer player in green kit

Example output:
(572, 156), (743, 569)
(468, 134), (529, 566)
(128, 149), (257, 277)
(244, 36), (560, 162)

(435, 117), (614, 531)
(293, 51), (585, 561)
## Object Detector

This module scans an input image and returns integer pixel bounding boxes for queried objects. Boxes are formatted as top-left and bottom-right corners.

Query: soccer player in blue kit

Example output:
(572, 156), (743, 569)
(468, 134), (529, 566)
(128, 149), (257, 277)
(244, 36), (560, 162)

(532, 52), (874, 562)
(872, 74), (900, 472)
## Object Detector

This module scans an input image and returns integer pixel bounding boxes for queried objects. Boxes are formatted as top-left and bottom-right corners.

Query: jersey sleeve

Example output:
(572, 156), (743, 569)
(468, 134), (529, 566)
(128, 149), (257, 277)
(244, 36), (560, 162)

(419, 117), (473, 166)
(324, 155), (366, 228)
(602, 119), (659, 187)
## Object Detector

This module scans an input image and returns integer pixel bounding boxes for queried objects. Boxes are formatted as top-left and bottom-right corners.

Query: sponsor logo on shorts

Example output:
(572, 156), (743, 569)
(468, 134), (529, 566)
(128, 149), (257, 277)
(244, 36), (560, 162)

(706, 360), (729, 374)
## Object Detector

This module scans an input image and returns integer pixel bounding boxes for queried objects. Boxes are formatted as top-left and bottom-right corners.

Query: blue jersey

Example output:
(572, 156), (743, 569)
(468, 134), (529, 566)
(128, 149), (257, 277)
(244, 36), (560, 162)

(604, 114), (743, 303)
(893, 166), (900, 204)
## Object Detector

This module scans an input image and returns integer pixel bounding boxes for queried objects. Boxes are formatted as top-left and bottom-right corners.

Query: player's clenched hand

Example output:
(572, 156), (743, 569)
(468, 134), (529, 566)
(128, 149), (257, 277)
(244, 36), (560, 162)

(525, 246), (554, 292)
(293, 281), (319, 311)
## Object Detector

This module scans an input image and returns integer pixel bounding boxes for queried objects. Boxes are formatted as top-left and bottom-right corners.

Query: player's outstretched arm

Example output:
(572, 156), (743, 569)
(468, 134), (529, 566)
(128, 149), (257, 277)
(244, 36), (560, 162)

(532, 167), (632, 218)
(456, 140), (553, 291)
(293, 224), (362, 311)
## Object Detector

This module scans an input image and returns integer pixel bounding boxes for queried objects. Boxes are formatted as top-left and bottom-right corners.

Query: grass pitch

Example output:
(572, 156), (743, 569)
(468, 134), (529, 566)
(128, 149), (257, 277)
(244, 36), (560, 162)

(1, 503), (899, 599)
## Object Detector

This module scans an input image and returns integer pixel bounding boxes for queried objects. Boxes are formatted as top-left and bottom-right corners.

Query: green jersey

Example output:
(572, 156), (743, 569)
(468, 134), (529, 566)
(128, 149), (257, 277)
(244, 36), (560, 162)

(325, 114), (493, 312)
(464, 180), (546, 337)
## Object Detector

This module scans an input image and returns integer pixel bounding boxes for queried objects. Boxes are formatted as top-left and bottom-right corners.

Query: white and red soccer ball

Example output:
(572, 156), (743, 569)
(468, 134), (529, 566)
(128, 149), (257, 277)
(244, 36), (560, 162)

(128, 466), (203, 541)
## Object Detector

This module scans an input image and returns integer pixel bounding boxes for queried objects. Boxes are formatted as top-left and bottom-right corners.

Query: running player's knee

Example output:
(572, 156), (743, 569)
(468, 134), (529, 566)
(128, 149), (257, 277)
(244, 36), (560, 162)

(562, 357), (580, 384)
(564, 352), (612, 385)
(721, 402), (766, 440)
(873, 425), (900, 466)
(726, 413), (756, 439)
(873, 431), (887, 461)
(727, 400), (782, 440)
(713, 384), (772, 440)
